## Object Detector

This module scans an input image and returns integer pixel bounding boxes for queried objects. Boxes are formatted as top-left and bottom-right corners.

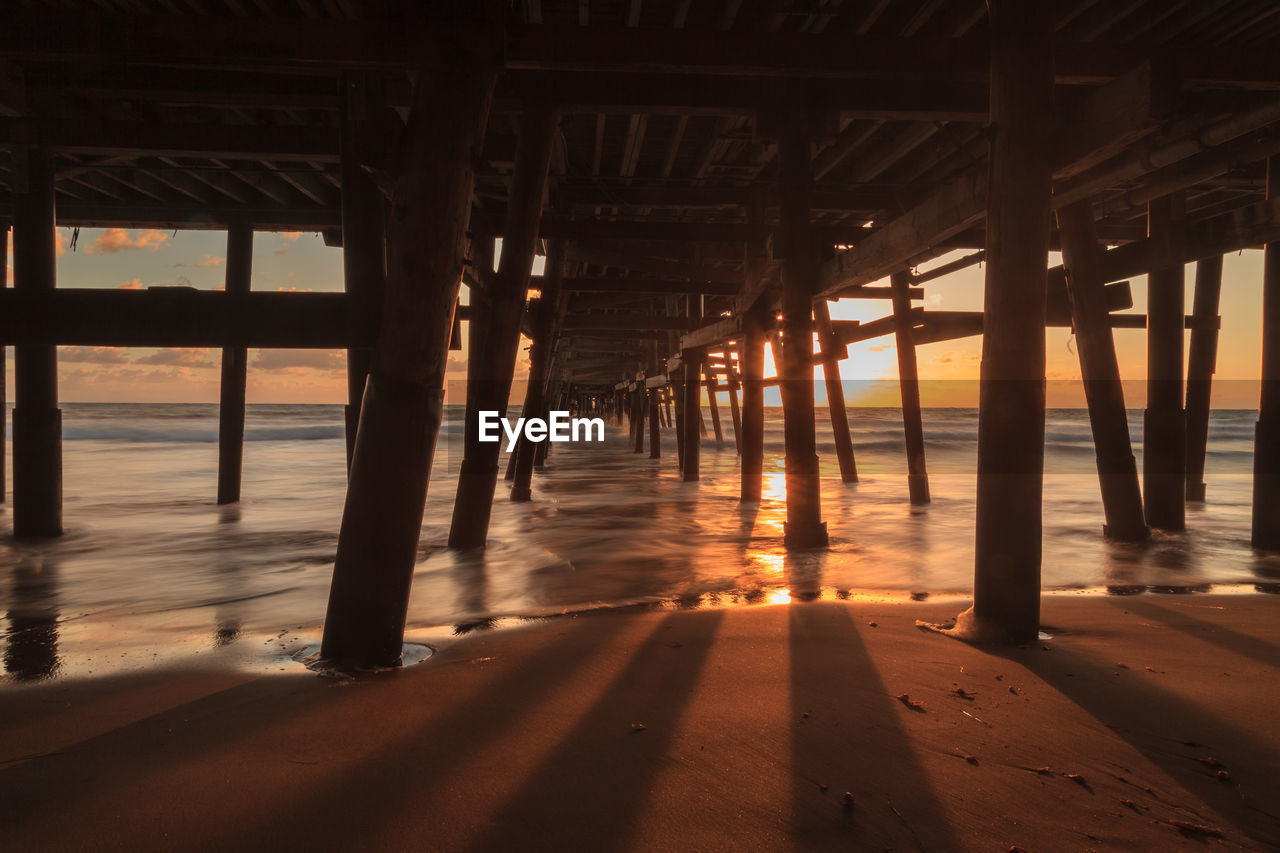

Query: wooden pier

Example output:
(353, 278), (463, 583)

(3, 0), (1280, 666)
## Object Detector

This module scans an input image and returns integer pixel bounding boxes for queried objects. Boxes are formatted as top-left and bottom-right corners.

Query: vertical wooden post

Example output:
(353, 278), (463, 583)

(340, 73), (387, 471)
(705, 363), (724, 444)
(682, 294), (703, 481)
(776, 114), (827, 548)
(12, 146), (62, 539)
(1254, 157), (1280, 549)
(1056, 201), (1148, 539)
(632, 375), (646, 453)
(891, 271), (930, 504)
(648, 344), (662, 459)
(971, 0), (1053, 643)
(448, 101), (557, 548)
(1185, 255), (1223, 503)
(217, 222), (253, 505)
(511, 242), (565, 501)
(0, 222), (7, 504)
(726, 357), (742, 454)
(320, 55), (498, 670)
(741, 310), (766, 501)
(1145, 193), (1187, 531)
(814, 299), (858, 483)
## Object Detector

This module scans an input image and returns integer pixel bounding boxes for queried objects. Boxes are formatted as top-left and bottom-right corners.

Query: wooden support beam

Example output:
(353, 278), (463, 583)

(705, 360), (724, 445)
(450, 101), (558, 548)
(814, 300), (858, 483)
(972, 0), (1053, 644)
(11, 146), (61, 539)
(341, 73), (387, 471)
(564, 247), (740, 285)
(217, 223), (253, 506)
(561, 313), (694, 332)
(0, 223), (6, 504)
(320, 55), (498, 670)
(1056, 201), (1148, 541)
(891, 272), (930, 504)
(563, 276), (739, 295)
(1185, 255), (1223, 503)
(680, 314), (743, 350)
(775, 107), (827, 548)
(1144, 194), (1187, 532)
(726, 358), (742, 456)
(512, 243), (565, 501)
(1254, 157), (1280, 549)
(682, 294), (703, 481)
(649, 344), (662, 460)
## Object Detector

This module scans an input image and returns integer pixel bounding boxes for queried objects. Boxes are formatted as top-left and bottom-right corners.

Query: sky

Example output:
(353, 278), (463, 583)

(1, 227), (1269, 407)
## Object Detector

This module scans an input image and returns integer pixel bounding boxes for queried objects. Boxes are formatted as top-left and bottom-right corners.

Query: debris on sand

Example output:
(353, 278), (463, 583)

(1066, 773), (1088, 787)
(842, 792), (855, 809)
(1197, 756), (1224, 768)
(1216, 770), (1231, 783)
(896, 693), (925, 711)
(952, 687), (976, 700)
(1167, 819), (1224, 838)
(964, 754), (979, 765)
(630, 723), (646, 732)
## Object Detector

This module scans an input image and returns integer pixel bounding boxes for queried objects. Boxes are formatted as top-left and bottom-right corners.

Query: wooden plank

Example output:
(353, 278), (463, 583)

(561, 314), (694, 331)
(0, 117), (340, 161)
(563, 276), (739, 295)
(680, 314), (742, 350)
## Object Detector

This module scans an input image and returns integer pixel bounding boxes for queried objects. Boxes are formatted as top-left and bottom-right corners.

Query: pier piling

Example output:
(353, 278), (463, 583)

(1185, 255), (1224, 504)
(1145, 194), (1188, 531)
(216, 222), (252, 506)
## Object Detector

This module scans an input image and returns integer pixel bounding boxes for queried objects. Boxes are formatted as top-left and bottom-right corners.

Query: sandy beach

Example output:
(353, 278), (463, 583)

(2, 592), (1277, 851)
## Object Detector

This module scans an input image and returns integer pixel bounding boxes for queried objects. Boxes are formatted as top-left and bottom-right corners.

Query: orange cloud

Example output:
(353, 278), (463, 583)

(251, 349), (345, 371)
(119, 278), (144, 290)
(196, 254), (224, 268)
(55, 229), (70, 256)
(134, 348), (216, 368)
(86, 228), (169, 254)
(58, 346), (131, 364)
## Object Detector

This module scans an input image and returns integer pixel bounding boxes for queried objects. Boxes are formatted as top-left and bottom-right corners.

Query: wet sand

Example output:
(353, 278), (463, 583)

(1, 594), (1278, 851)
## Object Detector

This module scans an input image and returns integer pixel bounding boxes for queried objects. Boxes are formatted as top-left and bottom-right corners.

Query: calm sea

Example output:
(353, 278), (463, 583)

(2, 403), (1277, 681)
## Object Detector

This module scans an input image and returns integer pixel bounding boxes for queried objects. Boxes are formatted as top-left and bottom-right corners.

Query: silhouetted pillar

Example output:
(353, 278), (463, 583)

(726, 356), (742, 454)
(341, 72), (387, 471)
(648, 345), (662, 459)
(449, 101), (557, 548)
(320, 57), (498, 670)
(972, 0), (1053, 643)
(1254, 157), (1280, 549)
(0, 222), (7, 504)
(776, 116), (827, 548)
(891, 271), (930, 504)
(12, 146), (61, 539)
(741, 310), (766, 501)
(1185, 255), (1223, 503)
(705, 364), (724, 444)
(815, 300), (857, 483)
(217, 222), (253, 505)
(1056, 201), (1147, 539)
(632, 377), (646, 453)
(1145, 193), (1186, 531)
(682, 295), (703, 481)
(511, 244), (564, 501)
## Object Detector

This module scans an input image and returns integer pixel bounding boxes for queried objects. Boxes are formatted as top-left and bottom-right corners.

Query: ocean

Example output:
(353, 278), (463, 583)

(2, 402), (1277, 681)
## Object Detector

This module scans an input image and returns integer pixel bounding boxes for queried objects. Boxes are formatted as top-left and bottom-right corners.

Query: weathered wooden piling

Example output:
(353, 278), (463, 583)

(726, 361), (742, 454)
(320, 57), (498, 670)
(449, 101), (557, 548)
(971, 0), (1053, 643)
(511, 242), (564, 502)
(682, 294), (703, 481)
(776, 116), (827, 547)
(648, 345), (662, 459)
(741, 310), (767, 502)
(216, 222), (253, 505)
(705, 364), (724, 444)
(814, 300), (858, 483)
(340, 72), (387, 471)
(12, 146), (62, 539)
(890, 271), (930, 504)
(0, 222), (7, 505)
(1145, 194), (1187, 531)
(632, 376), (646, 453)
(1185, 255), (1223, 503)
(1056, 201), (1148, 539)
(1255, 157), (1280, 549)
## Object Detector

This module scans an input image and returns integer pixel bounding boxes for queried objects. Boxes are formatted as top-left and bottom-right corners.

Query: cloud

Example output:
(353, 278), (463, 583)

(86, 228), (169, 254)
(867, 344), (892, 353)
(197, 254), (225, 268)
(273, 232), (304, 255)
(134, 348), (216, 368)
(58, 346), (131, 364)
(251, 349), (345, 371)
(119, 278), (144, 290)
(55, 229), (70, 256)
